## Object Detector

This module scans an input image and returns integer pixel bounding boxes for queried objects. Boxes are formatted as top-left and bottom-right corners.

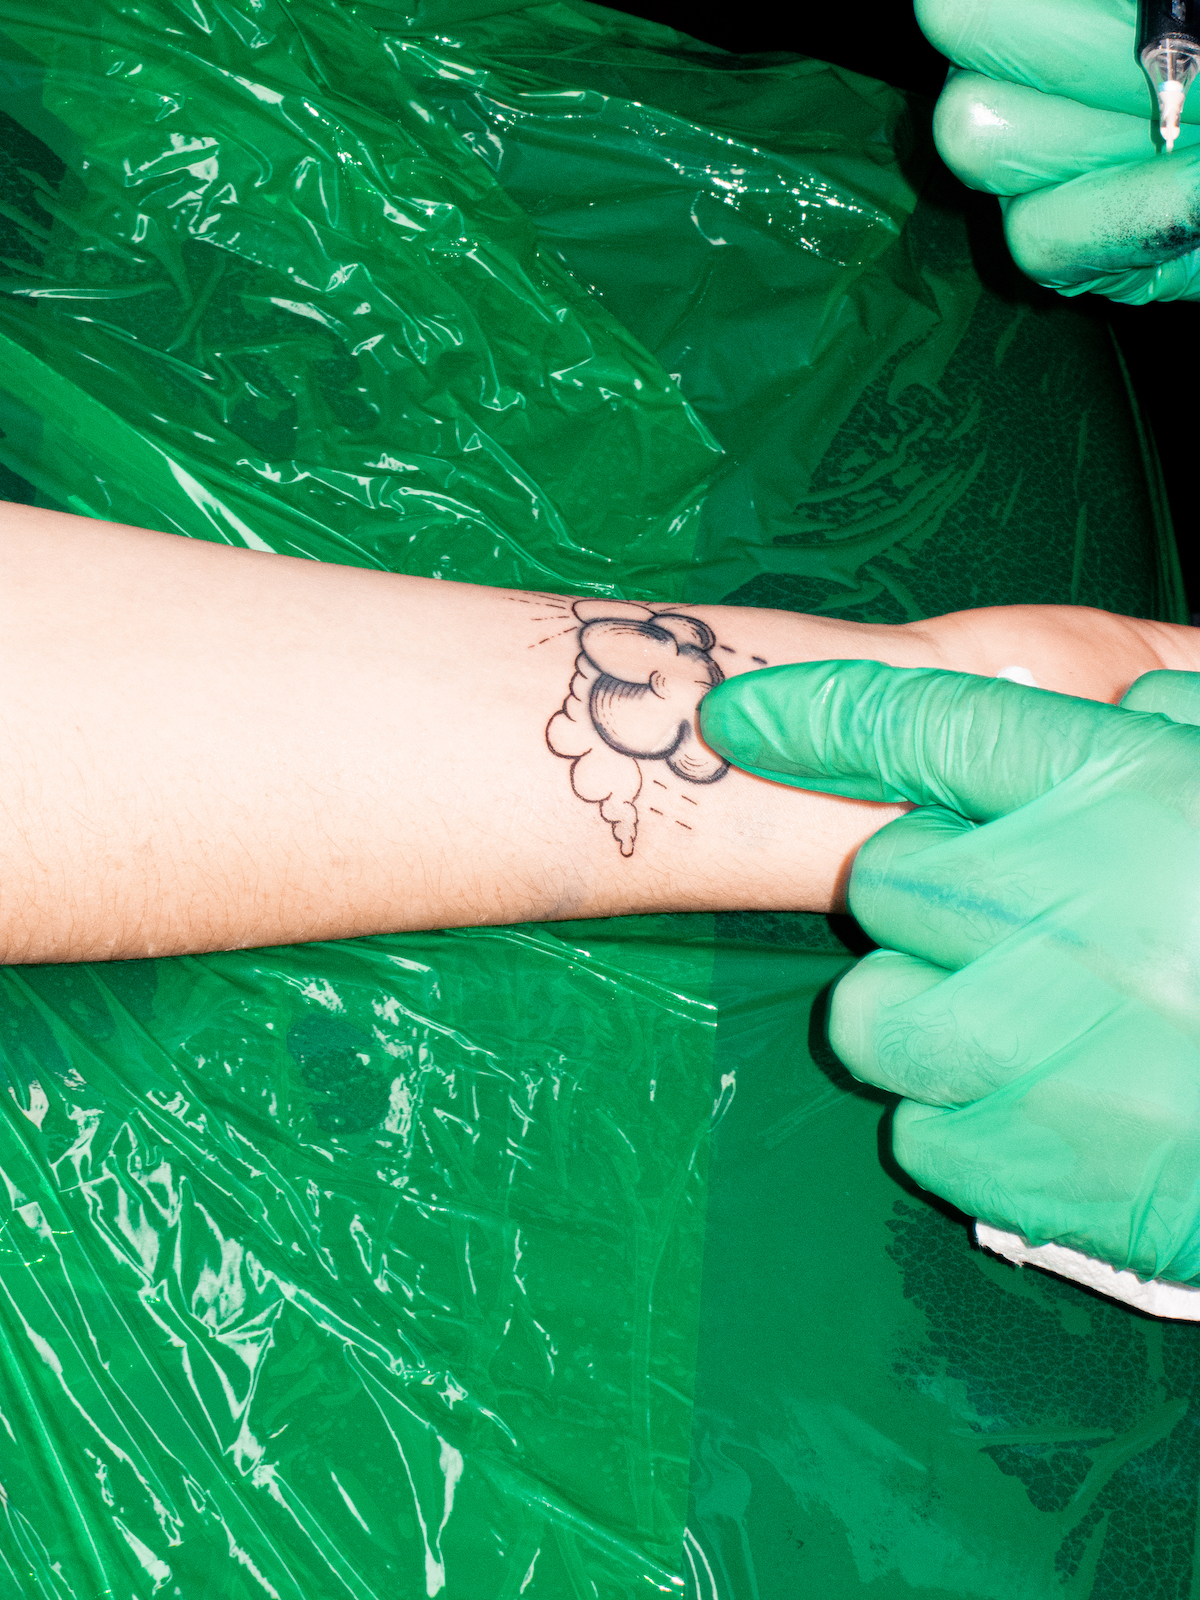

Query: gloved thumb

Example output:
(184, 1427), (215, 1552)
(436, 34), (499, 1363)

(700, 660), (1161, 818)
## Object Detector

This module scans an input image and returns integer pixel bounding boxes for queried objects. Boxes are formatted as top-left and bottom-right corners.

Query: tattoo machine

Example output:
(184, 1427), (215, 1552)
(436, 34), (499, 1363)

(1140, 0), (1200, 152)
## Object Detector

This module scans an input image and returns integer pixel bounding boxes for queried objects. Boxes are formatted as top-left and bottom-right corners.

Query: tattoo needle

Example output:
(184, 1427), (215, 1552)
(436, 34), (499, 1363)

(1140, 0), (1200, 152)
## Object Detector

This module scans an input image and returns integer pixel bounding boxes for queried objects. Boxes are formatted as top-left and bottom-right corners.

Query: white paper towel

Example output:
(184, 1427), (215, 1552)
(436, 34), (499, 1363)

(974, 1223), (1200, 1320)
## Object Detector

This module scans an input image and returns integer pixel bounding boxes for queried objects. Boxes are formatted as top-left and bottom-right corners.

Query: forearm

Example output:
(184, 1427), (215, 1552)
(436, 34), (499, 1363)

(2, 503), (1194, 962)
(925, 603), (1200, 700)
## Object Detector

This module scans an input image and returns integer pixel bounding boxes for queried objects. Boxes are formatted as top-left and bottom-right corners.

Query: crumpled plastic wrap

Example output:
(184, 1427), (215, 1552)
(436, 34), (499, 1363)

(0, 0), (1190, 1594)
(0, 0), (720, 593)
(0, 923), (714, 1597)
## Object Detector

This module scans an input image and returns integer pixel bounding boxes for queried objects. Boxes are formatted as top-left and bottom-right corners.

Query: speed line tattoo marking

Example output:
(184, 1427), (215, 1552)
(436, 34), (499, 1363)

(545, 600), (728, 856)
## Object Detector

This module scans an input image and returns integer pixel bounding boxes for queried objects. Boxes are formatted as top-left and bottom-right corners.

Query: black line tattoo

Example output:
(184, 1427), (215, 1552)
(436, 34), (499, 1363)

(719, 644), (736, 654)
(508, 595), (569, 609)
(676, 821), (692, 830)
(528, 627), (579, 648)
(545, 600), (728, 857)
(681, 793), (698, 805)
(751, 655), (768, 665)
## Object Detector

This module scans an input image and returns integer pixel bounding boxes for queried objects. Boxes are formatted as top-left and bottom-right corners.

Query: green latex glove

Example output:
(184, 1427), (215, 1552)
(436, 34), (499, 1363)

(700, 661), (1200, 1282)
(917, 0), (1200, 303)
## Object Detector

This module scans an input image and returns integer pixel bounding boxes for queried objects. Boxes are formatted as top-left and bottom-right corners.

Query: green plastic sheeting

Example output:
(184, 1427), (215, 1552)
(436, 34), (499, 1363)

(396, 9), (1180, 620)
(0, 0), (1188, 1595)
(692, 925), (1200, 1599)
(0, 927), (712, 1598)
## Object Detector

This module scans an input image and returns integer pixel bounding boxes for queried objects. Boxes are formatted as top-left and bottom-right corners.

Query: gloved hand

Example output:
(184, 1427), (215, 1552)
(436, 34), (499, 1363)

(917, 0), (1200, 303)
(701, 660), (1200, 1282)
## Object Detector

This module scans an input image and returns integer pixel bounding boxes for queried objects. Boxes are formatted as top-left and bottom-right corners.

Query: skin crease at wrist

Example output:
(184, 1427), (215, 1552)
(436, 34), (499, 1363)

(1, 502), (1196, 963)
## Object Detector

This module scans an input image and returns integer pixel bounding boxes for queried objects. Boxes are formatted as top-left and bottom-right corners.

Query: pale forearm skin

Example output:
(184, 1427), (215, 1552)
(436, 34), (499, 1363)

(0, 503), (1192, 962)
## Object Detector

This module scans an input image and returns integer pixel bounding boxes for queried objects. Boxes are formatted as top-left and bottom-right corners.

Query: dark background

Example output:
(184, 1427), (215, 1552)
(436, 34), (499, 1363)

(598, 0), (1200, 615)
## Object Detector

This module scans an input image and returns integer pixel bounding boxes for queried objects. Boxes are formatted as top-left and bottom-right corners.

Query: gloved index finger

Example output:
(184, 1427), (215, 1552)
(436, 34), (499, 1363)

(700, 660), (1156, 819)
(916, 0), (1163, 123)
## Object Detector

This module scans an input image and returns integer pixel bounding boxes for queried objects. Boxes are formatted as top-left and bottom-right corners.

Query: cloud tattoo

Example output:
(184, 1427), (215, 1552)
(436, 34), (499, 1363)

(545, 600), (729, 856)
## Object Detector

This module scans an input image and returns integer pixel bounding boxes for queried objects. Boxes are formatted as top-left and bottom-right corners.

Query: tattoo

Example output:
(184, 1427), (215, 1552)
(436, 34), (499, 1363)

(545, 600), (729, 856)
